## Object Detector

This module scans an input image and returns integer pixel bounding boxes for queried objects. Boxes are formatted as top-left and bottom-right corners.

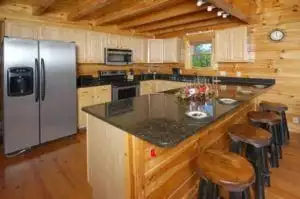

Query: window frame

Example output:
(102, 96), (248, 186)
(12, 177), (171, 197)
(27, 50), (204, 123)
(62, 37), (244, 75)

(184, 32), (217, 70)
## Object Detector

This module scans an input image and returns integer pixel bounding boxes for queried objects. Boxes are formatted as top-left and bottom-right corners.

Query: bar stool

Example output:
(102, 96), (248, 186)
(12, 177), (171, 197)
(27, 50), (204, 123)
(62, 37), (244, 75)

(260, 101), (290, 145)
(197, 149), (255, 199)
(228, 124), (272, 199)
(247, 111), (282, 168)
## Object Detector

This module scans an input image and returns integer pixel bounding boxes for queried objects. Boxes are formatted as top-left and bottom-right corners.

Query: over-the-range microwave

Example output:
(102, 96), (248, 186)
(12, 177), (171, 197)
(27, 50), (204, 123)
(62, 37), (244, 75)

(104, 48), (132, 65)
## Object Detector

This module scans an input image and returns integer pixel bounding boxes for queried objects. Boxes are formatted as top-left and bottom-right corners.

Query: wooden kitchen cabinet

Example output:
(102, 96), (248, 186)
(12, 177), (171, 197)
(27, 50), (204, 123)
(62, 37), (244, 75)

(78, 87), (94, 128)
(215, 26), (248, 62)
(68, 29), (87, 63)
(140, 81), (155, 95)
(132, 37), (147, 63)
(163, 38), (180, 63)
(38, 25), (72, 42)
(77, 85), (111, 128)
(86, 31), (106, 63)
(93, 85), (112, 104)
(148, 39), (164, 63)
(4, 20), (39, 39)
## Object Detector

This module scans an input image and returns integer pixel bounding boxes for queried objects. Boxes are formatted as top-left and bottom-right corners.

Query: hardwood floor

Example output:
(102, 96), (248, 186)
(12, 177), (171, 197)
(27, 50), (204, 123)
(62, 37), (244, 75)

(0, 133), (300, 199)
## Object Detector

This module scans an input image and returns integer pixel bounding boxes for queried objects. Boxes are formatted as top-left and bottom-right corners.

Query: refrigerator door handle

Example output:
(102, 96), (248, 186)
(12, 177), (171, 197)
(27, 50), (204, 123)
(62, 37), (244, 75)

(35, 58), (40, 102)
(41, 58), (46, 101)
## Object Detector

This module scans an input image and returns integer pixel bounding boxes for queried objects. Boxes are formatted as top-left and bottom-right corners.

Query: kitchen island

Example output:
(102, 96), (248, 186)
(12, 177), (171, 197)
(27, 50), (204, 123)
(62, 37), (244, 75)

(83, 84), (271, 199)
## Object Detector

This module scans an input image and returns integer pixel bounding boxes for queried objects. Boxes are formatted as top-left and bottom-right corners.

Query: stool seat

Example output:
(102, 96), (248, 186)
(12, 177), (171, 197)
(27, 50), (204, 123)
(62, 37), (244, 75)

(247, 111), (281, 125)
(197, 150), (255, 192)
(260, 101), (288, 112)
(228, 124), (272, 148)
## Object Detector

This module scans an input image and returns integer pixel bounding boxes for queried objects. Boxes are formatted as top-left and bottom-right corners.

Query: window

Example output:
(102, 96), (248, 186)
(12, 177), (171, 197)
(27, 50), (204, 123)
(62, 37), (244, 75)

(192, 43), (212, 68)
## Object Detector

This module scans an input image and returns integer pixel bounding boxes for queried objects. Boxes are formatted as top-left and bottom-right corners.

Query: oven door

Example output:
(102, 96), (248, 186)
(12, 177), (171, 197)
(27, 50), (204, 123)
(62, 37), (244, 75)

(112, 85), (140, 101)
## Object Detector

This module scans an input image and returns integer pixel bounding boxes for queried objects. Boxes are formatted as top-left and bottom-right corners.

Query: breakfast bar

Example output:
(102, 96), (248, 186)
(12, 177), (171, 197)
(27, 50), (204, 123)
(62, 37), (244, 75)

(83, 84), (271, 199)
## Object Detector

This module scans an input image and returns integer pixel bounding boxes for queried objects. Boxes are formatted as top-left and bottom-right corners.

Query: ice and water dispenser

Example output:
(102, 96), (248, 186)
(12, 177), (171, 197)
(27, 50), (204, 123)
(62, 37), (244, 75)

(7, 67), (34, 97)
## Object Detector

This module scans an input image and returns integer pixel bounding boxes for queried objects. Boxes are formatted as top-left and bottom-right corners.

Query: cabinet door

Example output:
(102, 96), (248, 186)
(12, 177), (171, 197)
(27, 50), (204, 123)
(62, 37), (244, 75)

(120, 35), (132, 49)
(133, 38), (147, 63)
(231, 27), (248, 61)
(141, 81), (154, 95)
(78, 88), (94, 128)
(86, 31), (105, 63)
(148, 39), (163, 63)
(105, 34), (120, 48)
(163, 38), (180, 63)
(215, 29), (231, 62)
(5, 21), (38, 39)
(94, 85), (112, 104)
(68, 29), (87, 63)
(38, 25), (71, 41)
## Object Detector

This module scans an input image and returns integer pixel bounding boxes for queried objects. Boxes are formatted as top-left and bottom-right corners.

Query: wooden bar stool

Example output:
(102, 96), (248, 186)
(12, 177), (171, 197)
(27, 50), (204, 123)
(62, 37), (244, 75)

(247, 111), (282, 168)
(260, 101), (290, 145)
(229, 124), (272, 199)
(197, 149), (255, 199)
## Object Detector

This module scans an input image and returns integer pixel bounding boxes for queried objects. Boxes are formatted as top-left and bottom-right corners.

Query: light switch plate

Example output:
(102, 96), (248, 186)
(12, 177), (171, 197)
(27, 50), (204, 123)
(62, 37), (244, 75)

(293, 117), (300, 124)
(219, 71), (227, 76)
(236, 72), (242, 77)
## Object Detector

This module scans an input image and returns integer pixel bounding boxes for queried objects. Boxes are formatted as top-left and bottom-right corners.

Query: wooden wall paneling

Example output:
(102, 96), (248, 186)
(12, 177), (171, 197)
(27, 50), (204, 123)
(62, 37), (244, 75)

(32, 0), (56, 16)
(118, 2), (206, 29)
(94, 0), (185, 26)
(67, 0), (116, 21)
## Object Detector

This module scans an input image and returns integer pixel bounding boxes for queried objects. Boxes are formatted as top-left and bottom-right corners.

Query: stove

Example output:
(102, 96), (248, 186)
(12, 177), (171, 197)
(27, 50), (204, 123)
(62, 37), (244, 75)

(98, 70), (140, 101)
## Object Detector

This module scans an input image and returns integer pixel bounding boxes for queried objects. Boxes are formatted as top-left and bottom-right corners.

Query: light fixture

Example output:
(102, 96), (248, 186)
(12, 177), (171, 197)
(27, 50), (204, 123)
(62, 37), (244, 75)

(222, 13), (229, 18)
(217, 11), (224, 17)
(207, 5), (216, 12)
(196, 0), (205, 7)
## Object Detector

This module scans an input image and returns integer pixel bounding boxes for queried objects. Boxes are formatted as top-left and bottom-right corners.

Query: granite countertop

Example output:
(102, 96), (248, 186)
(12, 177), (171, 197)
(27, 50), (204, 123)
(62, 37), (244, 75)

(82, 84), (272, 148)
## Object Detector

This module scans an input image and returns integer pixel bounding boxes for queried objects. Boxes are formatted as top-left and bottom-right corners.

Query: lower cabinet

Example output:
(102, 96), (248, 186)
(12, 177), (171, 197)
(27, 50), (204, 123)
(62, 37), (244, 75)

(140, 80), (186, 95)
(77, 85), (111, 128)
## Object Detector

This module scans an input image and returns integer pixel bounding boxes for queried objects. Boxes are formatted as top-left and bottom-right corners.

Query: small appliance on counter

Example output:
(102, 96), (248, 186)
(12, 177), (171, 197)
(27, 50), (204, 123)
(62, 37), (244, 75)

(127, 69), (135, 81)
(104, 48), (132, 65)
(171, 68), (181, 80)
(77, 75), (94, 87)
(98, 70), (140, 101)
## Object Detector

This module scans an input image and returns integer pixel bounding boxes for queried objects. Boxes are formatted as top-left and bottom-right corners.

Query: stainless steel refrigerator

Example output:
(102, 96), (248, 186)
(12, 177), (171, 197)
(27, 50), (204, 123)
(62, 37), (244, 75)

(1, 37), (77, 155)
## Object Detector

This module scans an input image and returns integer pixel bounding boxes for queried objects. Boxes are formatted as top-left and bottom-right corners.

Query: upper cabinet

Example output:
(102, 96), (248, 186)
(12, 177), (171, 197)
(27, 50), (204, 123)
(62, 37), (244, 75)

(148, 39), (164, 63)
(215, 26), (249, 62)
(132, 37), (147, 63)
(163, 38), (180, 63)
(4, 21), (39, 39)
(86, 31), (106, 63)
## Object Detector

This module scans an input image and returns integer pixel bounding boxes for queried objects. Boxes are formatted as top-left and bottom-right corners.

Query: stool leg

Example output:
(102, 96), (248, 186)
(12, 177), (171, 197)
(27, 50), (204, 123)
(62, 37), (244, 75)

(282, 112), (290, 142)
(242, 188), (251, 199)
(279, 112), (286, 146)
(207, 180), (219, 199)
(261, 147), (271, 187)
(253, 148), (265, 199)
(268, 125), (280, 168)
(275, 124), (283, 159)
(230, 140), (242, 155)
(198, 179), (208, 199)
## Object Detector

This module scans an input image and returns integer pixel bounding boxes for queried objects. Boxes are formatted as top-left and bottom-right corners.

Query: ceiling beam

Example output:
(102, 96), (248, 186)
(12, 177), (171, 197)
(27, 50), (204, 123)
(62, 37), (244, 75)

(207, 0), (257, 23)
(32, 0), (56, 16)
(118, 2), (206, 29)
(135, 11), (219, 33)
(67, 0), (116, 21)
(156, 22), (244, 38)
(151, 18), (241, 36)
(94, 0), (185, 26)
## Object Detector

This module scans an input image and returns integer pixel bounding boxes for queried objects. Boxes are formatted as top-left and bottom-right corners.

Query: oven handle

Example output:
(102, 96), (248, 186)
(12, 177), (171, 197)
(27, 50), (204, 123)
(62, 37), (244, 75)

(113, 85), (140, 90)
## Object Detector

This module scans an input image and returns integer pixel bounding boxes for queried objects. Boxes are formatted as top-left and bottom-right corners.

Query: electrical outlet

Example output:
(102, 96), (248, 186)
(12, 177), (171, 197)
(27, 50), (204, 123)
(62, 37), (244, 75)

(236, 71), (242, 77)
(219, 71), (227, 76)
(293, 117), (300, 124)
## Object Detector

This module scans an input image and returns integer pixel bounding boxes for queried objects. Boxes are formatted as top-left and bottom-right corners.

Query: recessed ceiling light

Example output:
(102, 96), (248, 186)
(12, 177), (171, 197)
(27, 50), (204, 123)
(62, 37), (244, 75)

(217, 11), (224, 16)
(196, 0), (206, 7)
(207, 5), (216, 12)
(222, 13), (229, 18)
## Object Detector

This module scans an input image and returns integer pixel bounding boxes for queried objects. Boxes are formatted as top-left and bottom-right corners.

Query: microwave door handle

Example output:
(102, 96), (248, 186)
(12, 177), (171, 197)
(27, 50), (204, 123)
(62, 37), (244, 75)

(35, 58), (40, 102)
(41, 58), (46, 101)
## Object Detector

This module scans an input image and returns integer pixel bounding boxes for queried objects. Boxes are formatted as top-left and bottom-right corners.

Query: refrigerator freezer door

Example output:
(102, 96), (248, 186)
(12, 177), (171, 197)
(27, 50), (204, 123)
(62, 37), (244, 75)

(3, 37), (40, 154)
(39, 40), (77, 143)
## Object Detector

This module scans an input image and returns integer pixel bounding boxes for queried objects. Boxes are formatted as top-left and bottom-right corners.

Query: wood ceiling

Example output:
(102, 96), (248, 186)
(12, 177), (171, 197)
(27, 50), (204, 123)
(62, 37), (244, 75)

(0, 0), (258, 38)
